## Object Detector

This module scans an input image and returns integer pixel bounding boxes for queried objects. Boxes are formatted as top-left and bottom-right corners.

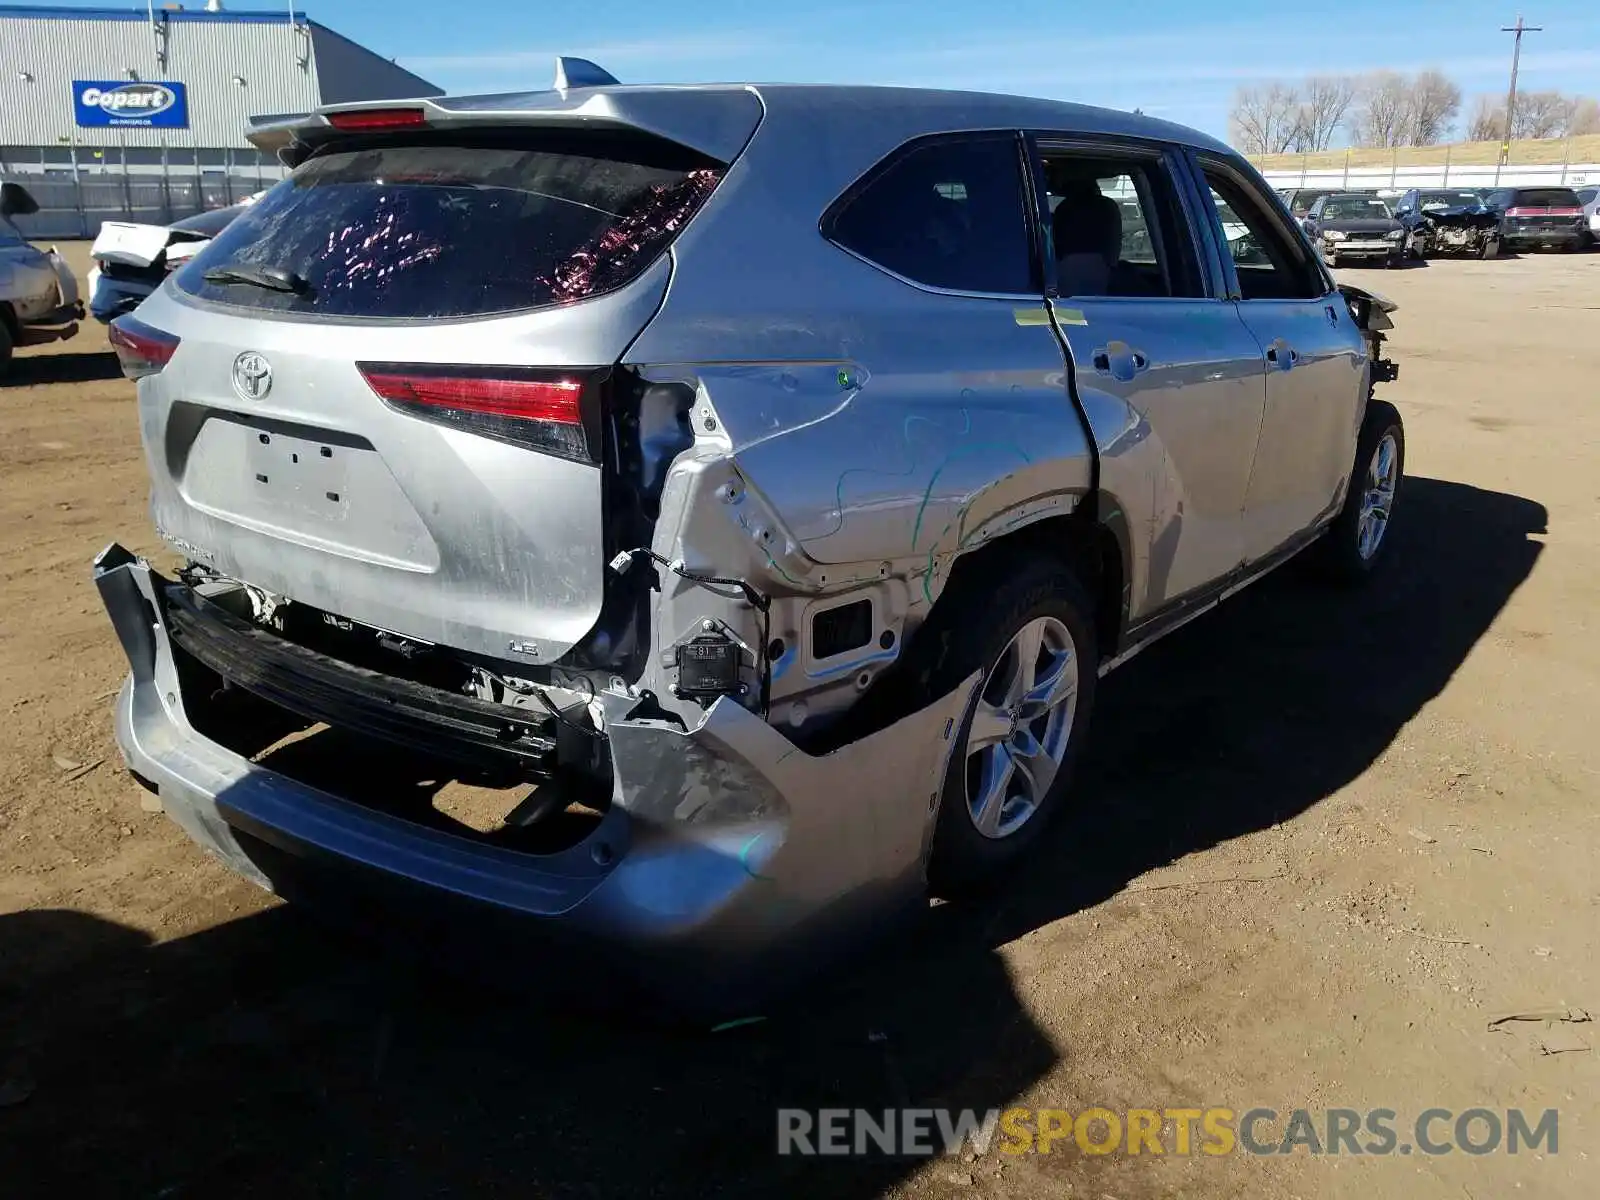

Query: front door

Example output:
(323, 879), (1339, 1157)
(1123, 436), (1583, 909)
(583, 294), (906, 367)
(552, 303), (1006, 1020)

(1193, 160), (1368, 565)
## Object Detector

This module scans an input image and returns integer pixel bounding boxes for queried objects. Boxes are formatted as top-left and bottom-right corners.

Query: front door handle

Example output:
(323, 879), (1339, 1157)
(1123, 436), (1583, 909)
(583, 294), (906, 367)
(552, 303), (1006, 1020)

(1090, 342), (1150, 382)
(1265, 341), (1300, 370)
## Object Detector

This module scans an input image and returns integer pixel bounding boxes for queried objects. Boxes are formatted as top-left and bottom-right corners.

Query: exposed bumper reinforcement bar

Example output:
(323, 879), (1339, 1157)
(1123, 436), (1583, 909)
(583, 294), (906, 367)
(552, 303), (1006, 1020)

(161, 581), (559, 773)
(93, 543), (977, 1018)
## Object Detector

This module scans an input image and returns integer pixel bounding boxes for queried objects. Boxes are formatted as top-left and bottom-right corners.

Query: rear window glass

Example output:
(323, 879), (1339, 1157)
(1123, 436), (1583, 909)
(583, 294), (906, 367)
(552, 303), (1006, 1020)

(1511, 188), (1580, 207)
(827, 135), (1033, 295)
(176, 131), (723, 319)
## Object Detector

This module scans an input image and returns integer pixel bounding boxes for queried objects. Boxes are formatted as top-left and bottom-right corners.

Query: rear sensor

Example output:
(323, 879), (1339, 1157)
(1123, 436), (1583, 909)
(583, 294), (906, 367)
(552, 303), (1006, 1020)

(674, 631), (743, 703)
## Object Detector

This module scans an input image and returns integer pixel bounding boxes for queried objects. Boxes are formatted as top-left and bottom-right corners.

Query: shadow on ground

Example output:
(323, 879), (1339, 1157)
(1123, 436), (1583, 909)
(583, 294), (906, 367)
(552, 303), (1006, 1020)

(1, 350), (121, 388)
(0, 476), (1544, 1198)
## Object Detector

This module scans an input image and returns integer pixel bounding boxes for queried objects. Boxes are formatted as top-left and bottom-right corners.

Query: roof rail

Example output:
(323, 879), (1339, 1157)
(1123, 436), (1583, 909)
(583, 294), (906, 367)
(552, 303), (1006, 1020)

(553, 56), (619, 91)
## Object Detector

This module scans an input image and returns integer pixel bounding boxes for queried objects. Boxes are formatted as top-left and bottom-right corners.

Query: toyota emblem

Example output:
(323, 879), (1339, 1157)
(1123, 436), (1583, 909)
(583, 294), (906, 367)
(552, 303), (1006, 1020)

(232, 351), (272, 401)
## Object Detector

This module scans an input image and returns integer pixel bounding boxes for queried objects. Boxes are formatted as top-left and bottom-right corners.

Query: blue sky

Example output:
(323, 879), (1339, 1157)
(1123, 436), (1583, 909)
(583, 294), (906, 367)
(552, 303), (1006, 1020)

(41, 0), (1600, 139)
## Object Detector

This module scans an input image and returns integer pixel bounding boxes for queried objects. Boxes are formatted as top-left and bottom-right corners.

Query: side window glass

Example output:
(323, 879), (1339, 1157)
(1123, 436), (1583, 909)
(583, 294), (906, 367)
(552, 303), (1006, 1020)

(829, 136), (1033, 295)
(1203, 170), (1324, 302)
(1037, 153), (1201, 299)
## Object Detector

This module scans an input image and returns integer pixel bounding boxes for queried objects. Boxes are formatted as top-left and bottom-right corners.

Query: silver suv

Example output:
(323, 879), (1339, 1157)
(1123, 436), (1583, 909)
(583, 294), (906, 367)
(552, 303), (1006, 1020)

(96, 65), (1404, 1015)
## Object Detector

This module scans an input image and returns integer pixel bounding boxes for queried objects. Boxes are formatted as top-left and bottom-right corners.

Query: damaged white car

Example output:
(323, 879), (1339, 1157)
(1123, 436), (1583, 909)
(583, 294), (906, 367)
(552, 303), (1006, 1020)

(86, 194), (260, 324)
(1, 183), (83, 374)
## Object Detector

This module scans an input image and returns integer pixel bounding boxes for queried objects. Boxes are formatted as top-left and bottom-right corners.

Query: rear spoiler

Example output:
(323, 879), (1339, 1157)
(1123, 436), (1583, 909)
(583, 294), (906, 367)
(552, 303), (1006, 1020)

(245, 58), (762, 166)
(245, 111), (314, 162)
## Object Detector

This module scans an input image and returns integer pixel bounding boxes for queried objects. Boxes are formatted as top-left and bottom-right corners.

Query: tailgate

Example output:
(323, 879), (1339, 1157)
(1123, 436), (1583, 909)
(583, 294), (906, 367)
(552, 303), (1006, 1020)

(134, 268), (669, 665)
(130, 124), (732, 665)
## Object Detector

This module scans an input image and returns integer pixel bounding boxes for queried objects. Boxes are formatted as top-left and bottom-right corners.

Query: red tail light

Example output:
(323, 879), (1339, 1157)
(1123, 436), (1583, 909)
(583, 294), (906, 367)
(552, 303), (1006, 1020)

(1547, 207), (1583, 216)
(108, 316), (180, 380)
(359, 364), (599, 462)
(326, 108), (427, 132)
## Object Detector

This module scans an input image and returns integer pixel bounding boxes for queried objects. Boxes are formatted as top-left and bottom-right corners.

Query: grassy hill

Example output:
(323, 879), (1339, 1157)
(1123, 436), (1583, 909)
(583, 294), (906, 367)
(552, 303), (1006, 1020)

(1250, 133), (1600, 171)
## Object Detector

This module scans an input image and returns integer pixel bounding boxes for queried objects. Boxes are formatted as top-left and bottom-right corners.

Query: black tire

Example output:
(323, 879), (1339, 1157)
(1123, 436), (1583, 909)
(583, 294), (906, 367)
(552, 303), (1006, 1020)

(902, 558), (1099, 893)
(1314, 399), (1405, 584)
(0, 315), (13, 377)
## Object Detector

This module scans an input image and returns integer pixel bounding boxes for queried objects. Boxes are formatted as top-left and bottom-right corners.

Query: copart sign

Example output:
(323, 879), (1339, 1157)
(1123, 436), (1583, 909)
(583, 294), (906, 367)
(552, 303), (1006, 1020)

(73, 81), (189, 129)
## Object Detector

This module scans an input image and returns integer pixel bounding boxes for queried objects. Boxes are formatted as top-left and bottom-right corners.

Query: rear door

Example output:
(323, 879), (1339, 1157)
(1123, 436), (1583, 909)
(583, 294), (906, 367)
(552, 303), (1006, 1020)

(135, 126), (735, 665)
(1189, 156), (1367, 565)
(1028, 137), (1266, 617)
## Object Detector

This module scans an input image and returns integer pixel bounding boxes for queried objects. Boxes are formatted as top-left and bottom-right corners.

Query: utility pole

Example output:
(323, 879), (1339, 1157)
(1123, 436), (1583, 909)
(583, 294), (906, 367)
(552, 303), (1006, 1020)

(1499, 15), (1544, 166)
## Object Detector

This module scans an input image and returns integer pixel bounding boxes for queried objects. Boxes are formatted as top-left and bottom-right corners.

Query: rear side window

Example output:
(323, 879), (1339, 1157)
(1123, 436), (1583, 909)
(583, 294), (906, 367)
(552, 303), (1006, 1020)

(827, 135), (1033, 295)
(176, 131), (724, 319)
(1511, 188), (1581, 207)
(1577, 188), (1597, 205)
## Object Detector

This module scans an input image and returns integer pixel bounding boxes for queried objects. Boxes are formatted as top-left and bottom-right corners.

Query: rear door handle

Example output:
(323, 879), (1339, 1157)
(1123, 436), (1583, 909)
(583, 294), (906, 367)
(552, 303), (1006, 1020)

(1091, 343), (1150, 382)
(1265, 342), (1299, 369)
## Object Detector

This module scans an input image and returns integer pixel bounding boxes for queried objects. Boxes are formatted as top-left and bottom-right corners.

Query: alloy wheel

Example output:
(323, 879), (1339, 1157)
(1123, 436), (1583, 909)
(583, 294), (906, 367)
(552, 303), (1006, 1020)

(963, 615), (1080, 839)
(1357, 432), (1399, 560)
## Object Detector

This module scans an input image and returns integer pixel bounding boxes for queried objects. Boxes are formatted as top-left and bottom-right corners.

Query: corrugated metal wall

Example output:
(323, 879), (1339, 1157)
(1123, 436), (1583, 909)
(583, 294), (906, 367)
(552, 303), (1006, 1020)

(0, 10), (438, 236)
(1, 12), (317, 148)
(0, 10), (433, 150)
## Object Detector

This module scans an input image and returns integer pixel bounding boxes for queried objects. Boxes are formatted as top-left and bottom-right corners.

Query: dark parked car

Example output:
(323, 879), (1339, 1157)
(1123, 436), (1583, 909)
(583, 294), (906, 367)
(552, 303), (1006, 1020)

(1281, 187), (1340, 221)
(1482, 186), (1586, 251)
(1302, 193), (1405, 267)
(1392, 189), (1501, 258)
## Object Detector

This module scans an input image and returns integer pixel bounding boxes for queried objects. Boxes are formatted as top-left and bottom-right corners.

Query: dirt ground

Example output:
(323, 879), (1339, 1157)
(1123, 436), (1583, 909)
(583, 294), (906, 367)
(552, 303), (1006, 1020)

(2, 242), (1596, 1198)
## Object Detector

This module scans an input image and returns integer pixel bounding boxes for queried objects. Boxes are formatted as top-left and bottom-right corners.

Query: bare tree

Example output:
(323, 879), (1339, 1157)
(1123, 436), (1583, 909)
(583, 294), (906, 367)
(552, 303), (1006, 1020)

(1513, 90), (1572, 139)
(1296, 75), (1358, 151)
(1569, 96), (1600, 136)
(1229, 83), (1302, 155)
(1355, 71), (1413, 148)
(1405, 70), (1462, 145)
(1467, 95), (1506, 142)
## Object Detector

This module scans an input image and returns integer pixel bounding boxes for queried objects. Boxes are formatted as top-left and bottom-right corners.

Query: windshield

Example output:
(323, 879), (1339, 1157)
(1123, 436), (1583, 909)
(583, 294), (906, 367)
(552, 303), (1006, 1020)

(1418, 191), (1481, 209)
(1320, 197), (1391, 220)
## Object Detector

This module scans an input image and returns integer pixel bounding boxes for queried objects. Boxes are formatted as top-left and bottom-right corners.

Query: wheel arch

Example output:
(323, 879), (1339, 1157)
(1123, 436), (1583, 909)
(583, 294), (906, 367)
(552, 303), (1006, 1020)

(936, 506), (1130, 659)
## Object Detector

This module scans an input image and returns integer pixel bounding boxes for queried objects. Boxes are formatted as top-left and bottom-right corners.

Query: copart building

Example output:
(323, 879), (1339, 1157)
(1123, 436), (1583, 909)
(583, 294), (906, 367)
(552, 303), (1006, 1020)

(0, 4), (439, 234)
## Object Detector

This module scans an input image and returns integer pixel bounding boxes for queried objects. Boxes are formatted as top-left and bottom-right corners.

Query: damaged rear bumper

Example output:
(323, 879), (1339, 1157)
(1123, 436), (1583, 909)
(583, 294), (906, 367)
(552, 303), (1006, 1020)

(93, 544), (975, 1017)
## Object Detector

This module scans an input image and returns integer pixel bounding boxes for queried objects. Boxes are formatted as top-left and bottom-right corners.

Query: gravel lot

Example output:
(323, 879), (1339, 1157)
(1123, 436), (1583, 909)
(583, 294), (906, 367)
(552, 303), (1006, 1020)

(2, 242), (1596, 1199)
